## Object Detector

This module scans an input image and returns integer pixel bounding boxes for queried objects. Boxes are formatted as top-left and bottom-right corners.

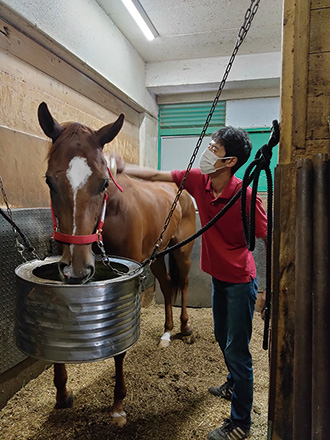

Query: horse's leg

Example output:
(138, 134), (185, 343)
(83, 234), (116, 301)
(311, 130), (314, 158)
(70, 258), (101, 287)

(151, 258), (174, 348)
(54, 363), (74, 409)
(109, 352), (127, 427)
(172, 247), (194, 338)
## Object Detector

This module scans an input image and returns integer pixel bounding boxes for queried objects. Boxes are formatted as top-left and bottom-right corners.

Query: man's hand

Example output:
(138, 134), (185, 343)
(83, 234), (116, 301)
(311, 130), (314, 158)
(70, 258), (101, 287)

(109, 152), (126, 174)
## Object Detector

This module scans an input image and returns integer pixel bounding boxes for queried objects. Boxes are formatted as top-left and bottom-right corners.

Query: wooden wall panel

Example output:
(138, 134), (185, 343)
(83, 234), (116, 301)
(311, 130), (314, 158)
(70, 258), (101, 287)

(307, 53), (330, 141)
(0, 19), (142, 126)
(269, 163), (296, 440)
(0, 127), (49, 208)
(272, 1), (330, 439)
(310, 9), (330, 53)
(279, 0), (310, 162)
(311, 0), (329, 8)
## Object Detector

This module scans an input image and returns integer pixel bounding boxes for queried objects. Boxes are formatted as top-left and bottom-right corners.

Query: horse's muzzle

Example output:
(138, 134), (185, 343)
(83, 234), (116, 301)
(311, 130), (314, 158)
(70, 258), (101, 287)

(58, 262), (95, 284)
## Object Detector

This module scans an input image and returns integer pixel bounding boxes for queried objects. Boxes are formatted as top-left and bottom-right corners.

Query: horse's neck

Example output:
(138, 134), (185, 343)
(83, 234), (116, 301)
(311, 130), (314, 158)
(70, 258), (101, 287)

(107, 174), (127, 200)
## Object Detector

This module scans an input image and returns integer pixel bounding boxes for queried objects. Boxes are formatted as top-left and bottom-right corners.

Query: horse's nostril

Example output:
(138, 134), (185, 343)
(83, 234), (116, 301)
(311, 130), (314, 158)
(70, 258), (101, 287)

(59, 262), (70, 279)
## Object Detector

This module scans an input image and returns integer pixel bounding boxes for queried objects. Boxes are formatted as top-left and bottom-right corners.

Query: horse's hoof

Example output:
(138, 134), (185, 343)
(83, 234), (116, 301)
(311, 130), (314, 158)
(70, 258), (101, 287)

(158, 338), (170, 348)
(55, 391), (74, 409)
(182, 332), (195, 345)
(158, 330), (171, 348)
(181, 325), (193, 337)
(110, 410), (127, 427)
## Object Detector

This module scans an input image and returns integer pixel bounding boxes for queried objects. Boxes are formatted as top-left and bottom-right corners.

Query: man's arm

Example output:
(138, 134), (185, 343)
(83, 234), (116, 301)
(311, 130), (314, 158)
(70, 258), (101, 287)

(124, 163), (174, 182)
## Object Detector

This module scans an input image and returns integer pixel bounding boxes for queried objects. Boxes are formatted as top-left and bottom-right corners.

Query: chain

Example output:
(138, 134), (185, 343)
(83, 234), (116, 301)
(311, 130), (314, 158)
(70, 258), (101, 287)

(0, 175), (40, 261)
(97, 240), (146, 277)
(147, 0), (260, 263)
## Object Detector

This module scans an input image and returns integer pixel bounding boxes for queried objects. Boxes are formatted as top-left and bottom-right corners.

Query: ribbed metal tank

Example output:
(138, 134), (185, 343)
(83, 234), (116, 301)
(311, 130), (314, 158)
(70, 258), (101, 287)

(15, 256), (143, 363)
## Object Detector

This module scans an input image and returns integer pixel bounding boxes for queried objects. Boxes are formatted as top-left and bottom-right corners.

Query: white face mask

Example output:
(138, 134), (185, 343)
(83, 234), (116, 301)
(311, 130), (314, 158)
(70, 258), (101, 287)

(199, 148), (234, 175)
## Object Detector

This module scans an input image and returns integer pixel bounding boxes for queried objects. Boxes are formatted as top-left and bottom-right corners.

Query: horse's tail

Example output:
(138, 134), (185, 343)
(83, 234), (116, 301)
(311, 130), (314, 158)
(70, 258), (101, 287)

(168, 252), (180, 303)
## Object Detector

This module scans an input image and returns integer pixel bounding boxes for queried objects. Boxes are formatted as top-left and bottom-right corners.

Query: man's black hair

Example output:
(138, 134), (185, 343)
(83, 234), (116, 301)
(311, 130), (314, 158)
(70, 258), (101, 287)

(212, 126), (252, 174)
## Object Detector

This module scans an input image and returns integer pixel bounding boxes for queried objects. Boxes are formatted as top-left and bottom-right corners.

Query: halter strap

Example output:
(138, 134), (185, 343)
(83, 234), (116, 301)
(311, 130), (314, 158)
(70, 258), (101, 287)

(108, 166), (123, 192)
(51, 193), (108, 245)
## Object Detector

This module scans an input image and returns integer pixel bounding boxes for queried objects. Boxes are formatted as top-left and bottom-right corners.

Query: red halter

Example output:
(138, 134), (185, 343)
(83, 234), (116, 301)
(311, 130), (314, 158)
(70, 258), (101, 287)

(51, 193), (108, 245)
(50, 166), (123, 245)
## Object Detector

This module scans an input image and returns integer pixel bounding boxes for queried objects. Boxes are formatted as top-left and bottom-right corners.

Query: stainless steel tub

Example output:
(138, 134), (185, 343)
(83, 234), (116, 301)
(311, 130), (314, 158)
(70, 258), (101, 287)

(15, 256), (143, 363)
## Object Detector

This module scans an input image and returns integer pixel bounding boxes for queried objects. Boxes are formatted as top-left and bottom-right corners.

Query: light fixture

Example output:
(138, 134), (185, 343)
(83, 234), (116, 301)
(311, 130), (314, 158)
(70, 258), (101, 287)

(121, 0), (158, 41)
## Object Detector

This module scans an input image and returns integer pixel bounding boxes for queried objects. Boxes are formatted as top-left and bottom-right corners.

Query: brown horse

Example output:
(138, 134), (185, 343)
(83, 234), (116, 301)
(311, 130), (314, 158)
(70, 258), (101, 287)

(38, 102), (196, 425)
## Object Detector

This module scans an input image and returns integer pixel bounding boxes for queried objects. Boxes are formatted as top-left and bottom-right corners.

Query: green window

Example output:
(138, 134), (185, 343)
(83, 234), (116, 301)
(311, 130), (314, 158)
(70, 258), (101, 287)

(159, 102), (226, 137)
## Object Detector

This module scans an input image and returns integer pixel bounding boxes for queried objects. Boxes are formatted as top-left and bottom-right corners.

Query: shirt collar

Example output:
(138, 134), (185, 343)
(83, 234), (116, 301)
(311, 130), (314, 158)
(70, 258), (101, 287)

(205, 174), (241, 200)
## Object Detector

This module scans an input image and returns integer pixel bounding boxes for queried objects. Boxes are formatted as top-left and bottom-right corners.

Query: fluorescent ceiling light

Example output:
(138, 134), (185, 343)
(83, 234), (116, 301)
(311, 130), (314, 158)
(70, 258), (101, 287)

(121, 0), (158, 41)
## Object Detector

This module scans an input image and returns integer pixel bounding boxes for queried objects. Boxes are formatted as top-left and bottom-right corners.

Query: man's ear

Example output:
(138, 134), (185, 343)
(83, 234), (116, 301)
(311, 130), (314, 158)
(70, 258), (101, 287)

(227, 156), (238, 169)
(216, 156), (237, 169)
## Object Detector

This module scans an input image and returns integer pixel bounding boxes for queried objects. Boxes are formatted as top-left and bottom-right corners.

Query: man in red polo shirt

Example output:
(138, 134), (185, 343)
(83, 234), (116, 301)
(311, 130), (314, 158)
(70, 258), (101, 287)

(124, 126), (267, 440)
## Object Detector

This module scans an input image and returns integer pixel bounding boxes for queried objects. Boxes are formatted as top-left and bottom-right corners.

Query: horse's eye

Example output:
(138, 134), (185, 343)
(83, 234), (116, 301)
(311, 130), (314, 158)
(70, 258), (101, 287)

(102, 179), (109, 192)
(45, 176), (56, 192)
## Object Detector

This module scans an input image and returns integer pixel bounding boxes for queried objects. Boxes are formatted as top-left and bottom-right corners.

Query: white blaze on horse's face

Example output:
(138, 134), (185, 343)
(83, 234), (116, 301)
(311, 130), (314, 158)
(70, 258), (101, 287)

(66, 156), (92, 238)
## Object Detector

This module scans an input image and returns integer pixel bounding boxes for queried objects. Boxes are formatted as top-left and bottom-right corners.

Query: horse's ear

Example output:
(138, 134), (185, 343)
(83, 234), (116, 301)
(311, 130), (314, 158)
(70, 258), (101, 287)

(96, 114), (125, 148)
(38, 102), (64, 142)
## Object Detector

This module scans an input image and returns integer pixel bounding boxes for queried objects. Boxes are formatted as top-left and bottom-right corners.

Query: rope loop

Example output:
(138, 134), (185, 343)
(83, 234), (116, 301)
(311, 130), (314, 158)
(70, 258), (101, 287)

(241, 120), (279, 252)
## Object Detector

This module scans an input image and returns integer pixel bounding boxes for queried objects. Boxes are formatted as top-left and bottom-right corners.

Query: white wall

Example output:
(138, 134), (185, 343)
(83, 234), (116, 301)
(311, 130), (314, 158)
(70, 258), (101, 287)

(0, 0), (157, 116)
(139, 113), (159, 168)
(226, 97), (280, 128)
(146, 52), (281, 96)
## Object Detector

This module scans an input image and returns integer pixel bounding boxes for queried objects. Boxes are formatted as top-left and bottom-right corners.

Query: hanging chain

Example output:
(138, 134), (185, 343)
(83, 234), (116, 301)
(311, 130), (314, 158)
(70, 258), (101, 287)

(0, 176), (40, 261)
(97, 239), (145, 276)
(147, 0), (260, 263)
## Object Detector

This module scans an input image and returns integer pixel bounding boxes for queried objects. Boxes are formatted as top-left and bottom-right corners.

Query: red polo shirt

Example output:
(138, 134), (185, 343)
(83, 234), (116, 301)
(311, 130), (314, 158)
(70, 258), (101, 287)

(171, 168), (267, 283)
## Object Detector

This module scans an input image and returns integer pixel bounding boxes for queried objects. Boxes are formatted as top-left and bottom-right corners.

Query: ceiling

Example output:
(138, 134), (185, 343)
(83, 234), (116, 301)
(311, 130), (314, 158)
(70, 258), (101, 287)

(96, 0), (283, 64)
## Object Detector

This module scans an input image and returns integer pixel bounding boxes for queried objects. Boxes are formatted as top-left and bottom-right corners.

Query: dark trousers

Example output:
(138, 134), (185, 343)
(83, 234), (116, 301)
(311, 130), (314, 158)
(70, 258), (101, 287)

(211, 276), (258, 427)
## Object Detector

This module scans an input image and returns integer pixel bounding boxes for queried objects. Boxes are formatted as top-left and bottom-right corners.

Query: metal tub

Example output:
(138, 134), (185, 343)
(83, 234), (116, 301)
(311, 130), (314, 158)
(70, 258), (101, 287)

(15, 256), (143, 363)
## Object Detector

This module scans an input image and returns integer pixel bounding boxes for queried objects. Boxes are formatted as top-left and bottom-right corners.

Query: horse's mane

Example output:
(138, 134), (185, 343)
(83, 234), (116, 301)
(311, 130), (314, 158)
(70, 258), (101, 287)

(47, 122), (94, 158)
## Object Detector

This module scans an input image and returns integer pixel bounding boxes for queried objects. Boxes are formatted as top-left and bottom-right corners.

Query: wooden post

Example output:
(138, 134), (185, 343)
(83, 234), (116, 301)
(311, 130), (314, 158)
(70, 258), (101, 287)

(270, 0), (330, 438)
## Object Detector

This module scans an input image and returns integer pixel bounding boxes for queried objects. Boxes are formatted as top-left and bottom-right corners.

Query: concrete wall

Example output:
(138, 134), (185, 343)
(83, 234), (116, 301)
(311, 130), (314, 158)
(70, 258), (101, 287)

(147, 52), (281, 98)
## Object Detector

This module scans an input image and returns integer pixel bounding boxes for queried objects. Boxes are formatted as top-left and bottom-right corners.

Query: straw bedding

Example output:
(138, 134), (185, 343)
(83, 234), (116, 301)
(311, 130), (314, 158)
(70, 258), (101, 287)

(0, 303), (268, 439)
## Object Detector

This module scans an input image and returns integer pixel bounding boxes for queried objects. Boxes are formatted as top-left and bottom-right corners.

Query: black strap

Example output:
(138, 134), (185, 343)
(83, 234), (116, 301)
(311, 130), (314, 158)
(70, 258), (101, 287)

(0, 207), (36, 254)
(241, 120), (279, 349)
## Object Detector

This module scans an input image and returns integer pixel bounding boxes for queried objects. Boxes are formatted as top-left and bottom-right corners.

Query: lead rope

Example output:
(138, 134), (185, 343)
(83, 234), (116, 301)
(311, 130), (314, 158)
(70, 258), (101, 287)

(146, 0), (260, 264)
(241, 120), (280, 349)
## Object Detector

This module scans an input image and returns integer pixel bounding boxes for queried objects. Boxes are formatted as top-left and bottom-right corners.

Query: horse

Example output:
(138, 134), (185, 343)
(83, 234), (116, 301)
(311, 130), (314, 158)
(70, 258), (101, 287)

(37, 102), (196, 425)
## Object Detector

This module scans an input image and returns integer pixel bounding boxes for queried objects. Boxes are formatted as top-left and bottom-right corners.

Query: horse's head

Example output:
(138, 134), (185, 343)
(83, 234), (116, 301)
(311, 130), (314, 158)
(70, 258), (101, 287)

(38, 102), (124, 284)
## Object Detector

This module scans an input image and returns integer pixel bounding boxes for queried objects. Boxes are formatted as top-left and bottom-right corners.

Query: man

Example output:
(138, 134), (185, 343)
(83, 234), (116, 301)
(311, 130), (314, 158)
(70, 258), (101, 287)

(124, 126), (267, 440)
